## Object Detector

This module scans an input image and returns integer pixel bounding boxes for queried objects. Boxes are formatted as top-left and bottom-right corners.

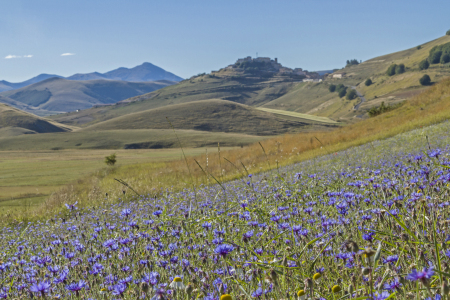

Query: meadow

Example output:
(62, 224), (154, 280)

(1, 115), (450, 299)
(0, 147), (236, 213)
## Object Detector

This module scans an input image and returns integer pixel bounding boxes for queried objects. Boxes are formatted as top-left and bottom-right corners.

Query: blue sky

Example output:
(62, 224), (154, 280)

(1, 0), (449, 82)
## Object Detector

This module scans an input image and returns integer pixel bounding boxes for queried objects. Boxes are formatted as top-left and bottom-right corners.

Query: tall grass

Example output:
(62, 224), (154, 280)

(3, 78), (450, 225)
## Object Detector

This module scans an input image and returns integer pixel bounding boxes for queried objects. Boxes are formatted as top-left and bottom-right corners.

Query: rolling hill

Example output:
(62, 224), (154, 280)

(0, 62), (183, 93)
(0, 78), (176, 114)
(0, 103), (74, 134)
(81, 99), (337, 135)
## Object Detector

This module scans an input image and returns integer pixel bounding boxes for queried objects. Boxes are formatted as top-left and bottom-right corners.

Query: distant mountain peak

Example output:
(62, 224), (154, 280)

(0, 62), (182, 92)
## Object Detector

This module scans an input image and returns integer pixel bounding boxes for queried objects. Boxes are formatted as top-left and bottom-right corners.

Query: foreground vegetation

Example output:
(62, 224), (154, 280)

(2, 113), (450, 299)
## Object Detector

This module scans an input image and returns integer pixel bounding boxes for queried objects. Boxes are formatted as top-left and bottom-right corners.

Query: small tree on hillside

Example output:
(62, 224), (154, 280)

(441, 53), (450, 64)
(338, 88), (347, 98)
(346, 89), (357, 100)
(386, 64), (397, 76)
(447, 29), (450, 36)
(419, 74), (431, 86)
(419, 59), (430, 70)
(429, 51), (443, 64)
(105, 153), (117, 166)
(328, 84), (336, 92)
(395, 64), (405, 74)
(365, 79), (373, 86)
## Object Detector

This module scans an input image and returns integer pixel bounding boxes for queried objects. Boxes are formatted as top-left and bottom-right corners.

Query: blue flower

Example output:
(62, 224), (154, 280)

(214, 244), (234, 257)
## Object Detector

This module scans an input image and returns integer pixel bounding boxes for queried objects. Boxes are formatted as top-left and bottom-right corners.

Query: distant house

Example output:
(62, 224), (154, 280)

(254, 57), (271, 63)
(333, 73), (346, 79)
(294, 68), (306, 75)
(303, 79), (322, 83)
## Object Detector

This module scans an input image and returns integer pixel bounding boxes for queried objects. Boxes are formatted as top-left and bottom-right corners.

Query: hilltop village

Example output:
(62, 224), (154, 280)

(218, 56), (324, 82)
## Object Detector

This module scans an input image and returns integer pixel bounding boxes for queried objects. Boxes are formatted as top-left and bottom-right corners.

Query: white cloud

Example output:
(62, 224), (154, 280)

(23, 55), (33, 58)
(5, 55), (21, 59)
(61, 53), (75, 56)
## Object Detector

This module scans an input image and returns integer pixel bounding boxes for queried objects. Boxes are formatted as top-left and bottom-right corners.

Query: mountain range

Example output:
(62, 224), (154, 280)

(0, 62), (183, 93)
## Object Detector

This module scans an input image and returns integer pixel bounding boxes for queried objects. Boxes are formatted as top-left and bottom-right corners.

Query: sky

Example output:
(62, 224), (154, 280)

(1, 0), (450, 82)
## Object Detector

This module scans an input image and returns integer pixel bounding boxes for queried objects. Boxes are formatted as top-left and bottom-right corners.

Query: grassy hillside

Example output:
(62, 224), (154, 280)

(0, 104), (74, 134)
(0, 77), (175, 113)
(82, 99), (336, 135)
(50, 69), (307, 126)
(0, 128), (267, 151)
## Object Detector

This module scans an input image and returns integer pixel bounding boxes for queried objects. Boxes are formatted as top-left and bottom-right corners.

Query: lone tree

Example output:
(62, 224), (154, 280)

(346, 89), (357, 100)
(419, 59), (430, 70)
(328, 84), (336, 92)
(386, 64), (397, 76)
(365, 78), (373, 86)
(419, 74), (431, 86)
(105, 153), (117, 166)
(338, 88), (347, 98)
(447, 29), (450, 36)
(395, 64), (405, 74)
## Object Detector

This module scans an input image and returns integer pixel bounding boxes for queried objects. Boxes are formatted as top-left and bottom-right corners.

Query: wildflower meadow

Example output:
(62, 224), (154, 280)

(2, 121), (450, 299)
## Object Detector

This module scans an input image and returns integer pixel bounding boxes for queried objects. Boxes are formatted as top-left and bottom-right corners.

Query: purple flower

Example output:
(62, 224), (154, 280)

(66, 280), (86, 292)
(214, 244), (234, 258)
(30, 281), (51, 296)
(406, 266), (434, 284)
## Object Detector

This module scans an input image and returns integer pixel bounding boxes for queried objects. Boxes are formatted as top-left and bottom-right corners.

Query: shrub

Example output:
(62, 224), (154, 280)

(419, 74), (431, 86)
(338, 88), (347, 98)
(386, 64), (397, 76)
(368, 101), (404, 117)
(328, 84), (336, 92)
(346, 59), (359, 67)
(447, 29), (450, 35)
(395, 64), (405, 74)
(429, 51), (443, 64)
(346, 89), (357, 100)
(105, 153), (117, 166)
(441, 53), (450, 64)
(417, 45), (422, 50)
(365, 79), (372, 86)
(419, 59), (430, 70)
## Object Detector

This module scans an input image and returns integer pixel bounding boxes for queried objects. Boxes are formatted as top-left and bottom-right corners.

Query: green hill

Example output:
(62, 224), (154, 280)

(0, 104), (74, 134)
(82, 99), (336, 135)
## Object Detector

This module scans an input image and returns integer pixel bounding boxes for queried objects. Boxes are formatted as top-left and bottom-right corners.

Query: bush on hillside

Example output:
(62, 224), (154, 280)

(346, 59), (359, 67)
(420, 74), (431, 86)
(395, 64), (405, 74)
(428, 42), (450, 64)
(441, 53), (450, 64)
(447, 29), (450, 35)
(328, 84), (336, 92)
(429, 50), (443, 64)
(419, 59), (430, 70)
(386, 64), (397, 76)
(365, 79), (372, 86)
(338, 88), (347, 98)
(368, 101), (404, 117)
(105, 153), (117, 166)
(346, 89), (357, 100)
(417, 45), (422, 50)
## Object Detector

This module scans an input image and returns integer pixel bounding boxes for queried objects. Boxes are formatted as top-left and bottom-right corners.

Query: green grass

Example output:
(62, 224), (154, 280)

(0, 147), (236, 213)
(82, 99), (336, 135)
(0, 103), (75, 133)
(0, 128), (267, 151)
(255, 107), (338, 124)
